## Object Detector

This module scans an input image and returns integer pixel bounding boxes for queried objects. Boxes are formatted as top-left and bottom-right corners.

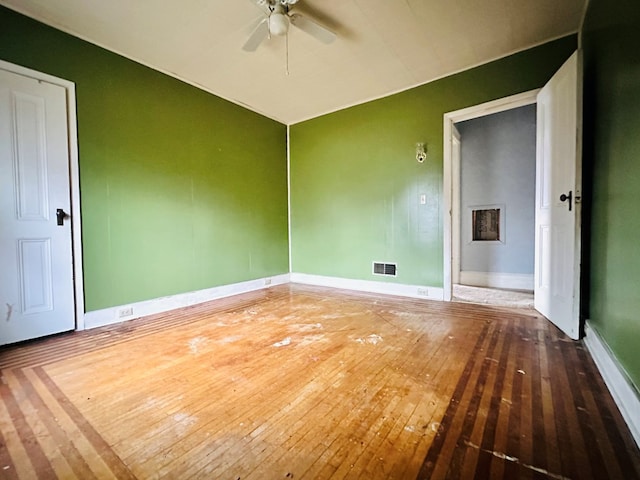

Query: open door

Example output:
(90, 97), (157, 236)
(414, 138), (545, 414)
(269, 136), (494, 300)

(0, 67), (76, 344)
(534, 51), (582, 339)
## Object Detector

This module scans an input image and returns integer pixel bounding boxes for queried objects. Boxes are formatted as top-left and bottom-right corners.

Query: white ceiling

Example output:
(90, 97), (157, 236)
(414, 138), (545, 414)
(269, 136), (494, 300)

(1, 0), (586, 125)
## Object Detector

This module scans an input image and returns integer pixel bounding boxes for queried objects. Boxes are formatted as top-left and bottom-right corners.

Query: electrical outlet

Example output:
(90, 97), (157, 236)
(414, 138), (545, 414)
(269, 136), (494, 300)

(118, 306), (133, 318)
(417, 288), (429, 297)
(420, 194), (426, 205)
(264, 278), (272, 286)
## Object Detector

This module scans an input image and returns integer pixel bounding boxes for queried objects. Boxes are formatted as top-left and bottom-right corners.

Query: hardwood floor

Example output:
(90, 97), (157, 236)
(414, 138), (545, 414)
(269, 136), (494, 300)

(1, 284), (639, 479)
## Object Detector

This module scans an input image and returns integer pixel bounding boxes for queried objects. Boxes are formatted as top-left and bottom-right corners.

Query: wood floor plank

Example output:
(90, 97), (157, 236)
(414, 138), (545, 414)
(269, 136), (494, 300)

(355, 388), (423, 478)
(145, 345), (366, 477)
(356, 345), (451, 479)
(249, 357), (388, 475)
(415, 320), (493, 479)
(0, 388), (33, 479)
(32, 368), (137, 480)
(128, 297), (397, 477)
(575, 344), (640, 478)
(565, 341), (632, 479)
(20, 368), (117, 480)
(485, 319), (521, 480)
(515, 322), (534, 480)
(324, 349), (427, 478)
(561, 340), (609, 478)
(500, 321), (527, 479)
(0, 372), (55, 478)
(551, 333), (594, 479)
(465, 330), (509, 479)
(252, 342), (407, 478)
(2, 370), (76, 479)
(139, 319), (379, 476)
(13, 369), (97, 480)
(536, 326), (562, 478)
(1, 284), (639, 479)
(413, 304), (640, 480)
(393, 324), (481, 479)
(528, 323), (547, 476)
(468, 316), (515, 480)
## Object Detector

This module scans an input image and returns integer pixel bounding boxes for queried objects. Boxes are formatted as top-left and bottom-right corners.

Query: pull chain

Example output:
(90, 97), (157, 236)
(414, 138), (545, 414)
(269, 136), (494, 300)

(285, 30), (290, 76)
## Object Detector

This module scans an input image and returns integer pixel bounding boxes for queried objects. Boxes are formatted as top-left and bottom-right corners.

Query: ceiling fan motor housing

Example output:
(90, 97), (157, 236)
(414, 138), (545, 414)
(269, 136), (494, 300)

(269, 3), (289, 36)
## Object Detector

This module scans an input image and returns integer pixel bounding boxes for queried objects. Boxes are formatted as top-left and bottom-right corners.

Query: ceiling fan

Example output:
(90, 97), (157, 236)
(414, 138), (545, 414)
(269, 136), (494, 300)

(243, 0), (337, 52)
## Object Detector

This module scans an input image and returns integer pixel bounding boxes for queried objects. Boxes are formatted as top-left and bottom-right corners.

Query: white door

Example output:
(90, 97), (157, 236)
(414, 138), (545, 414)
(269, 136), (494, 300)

(534, 51), (582, 339)
(0, 68), (75, 345)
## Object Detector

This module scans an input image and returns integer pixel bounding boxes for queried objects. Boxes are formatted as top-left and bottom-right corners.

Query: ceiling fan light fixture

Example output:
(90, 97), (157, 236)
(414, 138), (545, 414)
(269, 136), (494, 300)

(269, 12), (289, 36)
(244, 0), (336, 51)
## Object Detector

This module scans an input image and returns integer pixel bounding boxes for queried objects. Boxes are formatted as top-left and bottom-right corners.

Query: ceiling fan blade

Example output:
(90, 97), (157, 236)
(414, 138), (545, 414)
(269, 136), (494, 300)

(249, 0), (270, 14)
(242, 18), (269, 52)
(289, 13), (336, 44)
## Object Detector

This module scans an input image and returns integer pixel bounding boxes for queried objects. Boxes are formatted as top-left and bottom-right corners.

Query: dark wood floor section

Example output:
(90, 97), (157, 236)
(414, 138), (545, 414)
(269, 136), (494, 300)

(1, 284), (639, 479)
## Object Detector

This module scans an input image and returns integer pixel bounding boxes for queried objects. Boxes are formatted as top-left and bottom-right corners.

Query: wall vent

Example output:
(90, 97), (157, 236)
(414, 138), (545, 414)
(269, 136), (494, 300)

(373, 262), (397, 276)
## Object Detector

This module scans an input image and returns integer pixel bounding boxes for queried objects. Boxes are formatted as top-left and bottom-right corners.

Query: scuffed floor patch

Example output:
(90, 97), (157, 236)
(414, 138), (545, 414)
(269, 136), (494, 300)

(272, 337), (292, 347)
(354, 334), (383, 345)
(188, 336), (209, 354)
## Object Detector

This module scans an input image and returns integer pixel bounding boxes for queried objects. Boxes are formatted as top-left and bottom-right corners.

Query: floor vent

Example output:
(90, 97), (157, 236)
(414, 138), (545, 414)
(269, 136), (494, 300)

(373, 262), (397, 276)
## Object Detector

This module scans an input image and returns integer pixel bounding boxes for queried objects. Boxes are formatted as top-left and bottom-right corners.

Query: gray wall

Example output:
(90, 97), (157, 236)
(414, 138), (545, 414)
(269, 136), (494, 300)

(458, 104), (536, 274)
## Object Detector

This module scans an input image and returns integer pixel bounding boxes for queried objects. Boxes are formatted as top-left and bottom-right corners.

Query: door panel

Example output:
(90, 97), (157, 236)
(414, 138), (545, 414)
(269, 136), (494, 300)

(534, 51), (581, 339)
(18, 238), (54, 315)
(14, 92), (50, 221)
(537, 224), (551, 291)
(0, 68), (74, 345)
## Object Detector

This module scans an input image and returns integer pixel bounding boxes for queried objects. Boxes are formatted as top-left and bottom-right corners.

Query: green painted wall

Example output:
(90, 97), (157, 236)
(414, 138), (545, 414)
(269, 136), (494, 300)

(0, 6), (289, 312)
(582, 0), (640, 390)
(290, 36), (577, 287)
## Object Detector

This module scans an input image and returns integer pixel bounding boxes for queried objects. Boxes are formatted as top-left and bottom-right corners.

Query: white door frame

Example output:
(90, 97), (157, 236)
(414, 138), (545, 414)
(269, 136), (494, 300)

(451, 125), (461, 285)
(0, 59), (85, 330)
(442, 89), (540, 301)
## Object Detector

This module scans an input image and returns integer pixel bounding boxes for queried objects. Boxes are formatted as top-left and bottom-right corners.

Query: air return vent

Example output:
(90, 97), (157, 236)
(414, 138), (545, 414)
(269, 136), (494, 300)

(373, 262), (397, 276)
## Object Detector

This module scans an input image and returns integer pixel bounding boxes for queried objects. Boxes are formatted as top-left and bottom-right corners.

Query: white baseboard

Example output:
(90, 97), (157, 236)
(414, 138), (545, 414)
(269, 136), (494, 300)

(459, 271), (534, 291)
(84, 272), (442, 330)
(290, 272), (444, 301)
(83, 274), (290, 330)
(584, 321), (640, 448)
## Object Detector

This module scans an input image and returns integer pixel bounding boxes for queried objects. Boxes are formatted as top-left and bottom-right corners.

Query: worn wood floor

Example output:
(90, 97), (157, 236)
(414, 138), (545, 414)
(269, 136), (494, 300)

(1, 284), (639, 479)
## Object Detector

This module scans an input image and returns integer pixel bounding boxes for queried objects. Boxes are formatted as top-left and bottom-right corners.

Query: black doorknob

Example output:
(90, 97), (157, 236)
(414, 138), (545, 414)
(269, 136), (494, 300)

(56, 208), (67, 226)
(559, 191), (573, 211)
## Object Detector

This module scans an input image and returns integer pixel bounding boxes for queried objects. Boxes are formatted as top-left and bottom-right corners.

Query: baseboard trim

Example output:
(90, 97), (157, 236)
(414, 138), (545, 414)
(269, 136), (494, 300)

(584, 321), (640, 448)
(459, 271), (534, 291)
(84, 273), (442, 330)
(290, 273), (444, 301)
(83, 274), (290, 330)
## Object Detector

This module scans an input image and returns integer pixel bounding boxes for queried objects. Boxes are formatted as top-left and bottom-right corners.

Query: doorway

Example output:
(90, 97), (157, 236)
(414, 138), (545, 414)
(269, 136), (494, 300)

(0, 60), (84, 344)
(451, 103), (537, 309)
(443, 90), (539, 308)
